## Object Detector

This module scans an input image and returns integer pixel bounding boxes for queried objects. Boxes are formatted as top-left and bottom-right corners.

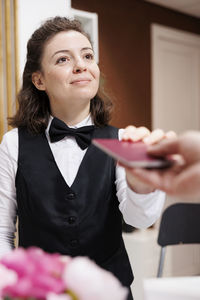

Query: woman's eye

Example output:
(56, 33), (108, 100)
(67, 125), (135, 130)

(85, 53), (94, 60)
(56, 57), (68, 64)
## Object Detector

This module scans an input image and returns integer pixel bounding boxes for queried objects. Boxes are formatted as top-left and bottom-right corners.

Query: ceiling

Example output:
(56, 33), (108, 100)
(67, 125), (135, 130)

(145, 0), (200, 18)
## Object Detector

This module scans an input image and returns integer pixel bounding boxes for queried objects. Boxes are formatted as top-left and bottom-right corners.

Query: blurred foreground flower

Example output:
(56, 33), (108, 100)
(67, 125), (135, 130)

(0, 247), (128, 300)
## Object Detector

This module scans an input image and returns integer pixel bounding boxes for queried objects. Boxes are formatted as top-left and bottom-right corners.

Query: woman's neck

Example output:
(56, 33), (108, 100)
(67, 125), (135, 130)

(50, 102), (90, 126)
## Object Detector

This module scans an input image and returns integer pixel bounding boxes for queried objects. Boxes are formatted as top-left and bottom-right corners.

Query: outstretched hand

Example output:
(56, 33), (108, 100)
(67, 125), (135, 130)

(124, 131), (200, 197)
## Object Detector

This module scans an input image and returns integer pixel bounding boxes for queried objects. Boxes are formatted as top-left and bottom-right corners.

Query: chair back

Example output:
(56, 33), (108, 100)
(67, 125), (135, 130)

(157, 202), (200, 277)
(158, 203), (200, 247)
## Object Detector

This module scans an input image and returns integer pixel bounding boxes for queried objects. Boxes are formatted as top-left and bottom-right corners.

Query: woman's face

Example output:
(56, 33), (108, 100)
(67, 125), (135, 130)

(33, 30), (100, 111)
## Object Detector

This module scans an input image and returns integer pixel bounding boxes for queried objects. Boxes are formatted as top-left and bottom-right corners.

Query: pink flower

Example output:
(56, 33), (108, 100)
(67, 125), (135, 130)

(1, 247), (66, 299)
(1, 247), (65, 278)
(62, 257), (128, 300)
(0, 264), (17, 290)
(0, 248), (128, 300)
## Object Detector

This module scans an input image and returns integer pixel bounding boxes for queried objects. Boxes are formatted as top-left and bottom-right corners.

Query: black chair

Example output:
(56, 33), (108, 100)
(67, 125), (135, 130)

(157, 202), (200, 277)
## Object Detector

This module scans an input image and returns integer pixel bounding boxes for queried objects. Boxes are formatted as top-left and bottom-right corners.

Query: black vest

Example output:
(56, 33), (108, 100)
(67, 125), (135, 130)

(16, 125), (133, 286)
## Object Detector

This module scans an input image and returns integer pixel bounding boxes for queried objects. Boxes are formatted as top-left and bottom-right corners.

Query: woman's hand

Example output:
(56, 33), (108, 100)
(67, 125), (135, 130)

(121, 126), (176, 194)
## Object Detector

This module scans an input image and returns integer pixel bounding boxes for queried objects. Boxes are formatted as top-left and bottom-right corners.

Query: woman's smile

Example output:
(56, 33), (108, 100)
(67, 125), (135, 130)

(70, 78), (92, 85)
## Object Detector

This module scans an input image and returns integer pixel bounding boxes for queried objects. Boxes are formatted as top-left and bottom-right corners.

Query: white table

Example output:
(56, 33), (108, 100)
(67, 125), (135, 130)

(143, 276), (200, 300)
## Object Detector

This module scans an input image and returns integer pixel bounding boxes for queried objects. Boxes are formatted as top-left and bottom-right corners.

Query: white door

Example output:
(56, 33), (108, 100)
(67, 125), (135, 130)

(151, 24), (200, 133)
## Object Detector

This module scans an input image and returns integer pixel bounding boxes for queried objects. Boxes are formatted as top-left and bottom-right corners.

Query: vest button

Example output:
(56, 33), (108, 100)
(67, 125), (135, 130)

(67, 193), (76, 200)
(68, 216), (76, 224)
(70, 239), (78, 247)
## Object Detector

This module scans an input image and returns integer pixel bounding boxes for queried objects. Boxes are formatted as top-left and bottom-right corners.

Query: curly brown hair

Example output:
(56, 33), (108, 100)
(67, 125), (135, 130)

(9, 16), (113, 133)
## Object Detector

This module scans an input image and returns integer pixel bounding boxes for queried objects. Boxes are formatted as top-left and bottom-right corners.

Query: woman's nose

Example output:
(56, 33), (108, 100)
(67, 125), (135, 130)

(73, 58), (87, 73)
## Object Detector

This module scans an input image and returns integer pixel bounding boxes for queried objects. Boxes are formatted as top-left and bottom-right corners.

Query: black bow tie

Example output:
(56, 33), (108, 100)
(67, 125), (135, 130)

(49, 117), (95, 150)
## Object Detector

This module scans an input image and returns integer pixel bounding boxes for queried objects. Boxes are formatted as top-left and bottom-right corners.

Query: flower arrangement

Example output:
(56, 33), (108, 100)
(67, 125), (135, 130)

(0, 247), (128, 300)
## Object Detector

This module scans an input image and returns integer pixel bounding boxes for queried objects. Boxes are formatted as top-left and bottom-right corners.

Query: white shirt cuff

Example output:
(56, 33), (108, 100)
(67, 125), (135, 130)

(119, 187), (166, 229)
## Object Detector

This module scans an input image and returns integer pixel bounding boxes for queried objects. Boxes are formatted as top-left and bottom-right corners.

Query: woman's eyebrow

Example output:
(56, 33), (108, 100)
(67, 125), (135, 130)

(51, 47), (93, 58)
(51, 50), (70, 58)
(81, 47), (93, 52)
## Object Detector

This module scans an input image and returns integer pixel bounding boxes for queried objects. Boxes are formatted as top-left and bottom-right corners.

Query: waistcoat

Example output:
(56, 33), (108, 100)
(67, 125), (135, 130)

(16, 125), (133, 286)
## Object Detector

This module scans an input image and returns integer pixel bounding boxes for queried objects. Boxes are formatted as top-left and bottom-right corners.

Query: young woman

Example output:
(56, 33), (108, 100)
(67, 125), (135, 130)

(0, 16), (169, 299)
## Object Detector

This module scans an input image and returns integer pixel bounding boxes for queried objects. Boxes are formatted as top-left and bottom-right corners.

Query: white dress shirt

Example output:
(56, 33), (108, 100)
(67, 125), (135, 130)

(0, 115), (165, 256)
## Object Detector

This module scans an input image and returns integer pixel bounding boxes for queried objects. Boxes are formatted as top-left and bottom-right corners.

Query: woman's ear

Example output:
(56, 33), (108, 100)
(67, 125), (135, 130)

(32, 71), (46, 91)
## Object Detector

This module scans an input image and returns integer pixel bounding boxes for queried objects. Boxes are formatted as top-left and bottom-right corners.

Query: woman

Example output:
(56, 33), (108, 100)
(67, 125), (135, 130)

(0, 16), (168, 299)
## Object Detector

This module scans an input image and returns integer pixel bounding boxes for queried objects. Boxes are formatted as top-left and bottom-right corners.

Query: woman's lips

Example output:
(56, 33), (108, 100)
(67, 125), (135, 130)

(70, 79), (91, 84)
